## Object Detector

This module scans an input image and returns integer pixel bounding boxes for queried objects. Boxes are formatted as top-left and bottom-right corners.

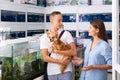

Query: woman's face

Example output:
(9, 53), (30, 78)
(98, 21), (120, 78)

(88, 24), (99, 37)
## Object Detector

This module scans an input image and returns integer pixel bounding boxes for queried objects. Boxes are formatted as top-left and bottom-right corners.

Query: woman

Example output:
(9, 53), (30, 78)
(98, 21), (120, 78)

(73, 20), (112, 80)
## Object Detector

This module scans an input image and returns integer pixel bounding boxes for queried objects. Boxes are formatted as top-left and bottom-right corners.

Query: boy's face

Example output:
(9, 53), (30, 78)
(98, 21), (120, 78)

(51, 14), (63, 30)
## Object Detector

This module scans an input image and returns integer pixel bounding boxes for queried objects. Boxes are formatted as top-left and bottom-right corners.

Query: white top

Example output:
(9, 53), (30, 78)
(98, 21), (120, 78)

(40, 28), (74, 75)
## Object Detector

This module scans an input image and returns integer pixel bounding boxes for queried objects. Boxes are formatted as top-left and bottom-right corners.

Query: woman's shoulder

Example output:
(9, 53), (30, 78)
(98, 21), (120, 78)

(100, 40), (112, 49)
(100, 40), (109, 45)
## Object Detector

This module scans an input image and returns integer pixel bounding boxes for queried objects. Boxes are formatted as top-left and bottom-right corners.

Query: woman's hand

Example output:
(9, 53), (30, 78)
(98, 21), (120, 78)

(81, 65), (94, 71)
(72, 57), (83, 66)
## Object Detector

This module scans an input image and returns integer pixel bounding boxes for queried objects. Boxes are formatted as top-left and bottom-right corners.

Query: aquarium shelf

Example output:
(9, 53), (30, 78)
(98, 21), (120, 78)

(0, 37), (44, 80)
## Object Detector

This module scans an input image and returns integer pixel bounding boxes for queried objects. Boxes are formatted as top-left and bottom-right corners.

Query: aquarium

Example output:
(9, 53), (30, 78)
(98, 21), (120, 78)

(1, 10), (25, 22)
(37, 0), (46, 7)
(103, 0), (112, 5)
(27, 12), (44, 22)
(27, 29), (45, 36)
(0, 40), (44, 80)
(79, 13), (112, 22)
(9, 31), (26, 39)
(62, 14), (76, 22)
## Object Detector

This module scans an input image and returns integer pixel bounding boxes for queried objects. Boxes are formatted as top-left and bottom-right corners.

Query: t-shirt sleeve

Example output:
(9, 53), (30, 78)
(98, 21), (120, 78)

(40, 34), (49, 49)
(65, 31), (74, 44)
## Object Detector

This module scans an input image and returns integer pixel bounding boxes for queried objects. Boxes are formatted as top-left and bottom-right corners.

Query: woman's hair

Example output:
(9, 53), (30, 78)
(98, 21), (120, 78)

(90, 20), (108, 42)
(49, 11), (62, 21)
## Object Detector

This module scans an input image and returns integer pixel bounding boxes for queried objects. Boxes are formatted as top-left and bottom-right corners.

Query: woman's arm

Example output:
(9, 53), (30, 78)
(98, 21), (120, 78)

(81, 64), (112, 71)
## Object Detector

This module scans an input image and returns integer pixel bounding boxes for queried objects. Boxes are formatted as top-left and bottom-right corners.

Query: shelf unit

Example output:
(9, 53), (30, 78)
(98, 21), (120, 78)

(45, 5), (112, 46)
(45, 5), (112, 30)
(0, 1), (45, 38)
(0, 2), (111, 48)
(0, 1), (112, 42)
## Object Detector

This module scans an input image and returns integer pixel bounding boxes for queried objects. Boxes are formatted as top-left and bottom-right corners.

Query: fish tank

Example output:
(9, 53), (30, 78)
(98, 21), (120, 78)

(0, 38), (44, 80)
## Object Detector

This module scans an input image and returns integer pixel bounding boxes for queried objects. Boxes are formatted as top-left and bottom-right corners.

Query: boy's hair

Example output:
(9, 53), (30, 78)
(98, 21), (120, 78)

(49, 11), (62, 20)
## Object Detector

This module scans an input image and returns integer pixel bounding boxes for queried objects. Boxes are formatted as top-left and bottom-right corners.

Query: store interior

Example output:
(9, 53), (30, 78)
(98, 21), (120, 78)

(0, 0), (118, 80)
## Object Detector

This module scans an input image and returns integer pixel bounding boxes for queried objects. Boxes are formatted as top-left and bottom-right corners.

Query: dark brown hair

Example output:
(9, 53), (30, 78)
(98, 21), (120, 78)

(90, 20), (108, 42)
(49, 11), (62, 20)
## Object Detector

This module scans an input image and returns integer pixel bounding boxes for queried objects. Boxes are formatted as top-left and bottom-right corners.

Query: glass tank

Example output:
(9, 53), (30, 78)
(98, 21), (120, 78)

(27, 12), (44, 22)
(79, 13), (112, 22)
(27, 29), (45, 36)
(103, 0), (112, 5)
(0, 40), (44, 80)
(37, 0), (46, 7)
(1, 10), (25, 22)
(9, 31), (26, 39)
